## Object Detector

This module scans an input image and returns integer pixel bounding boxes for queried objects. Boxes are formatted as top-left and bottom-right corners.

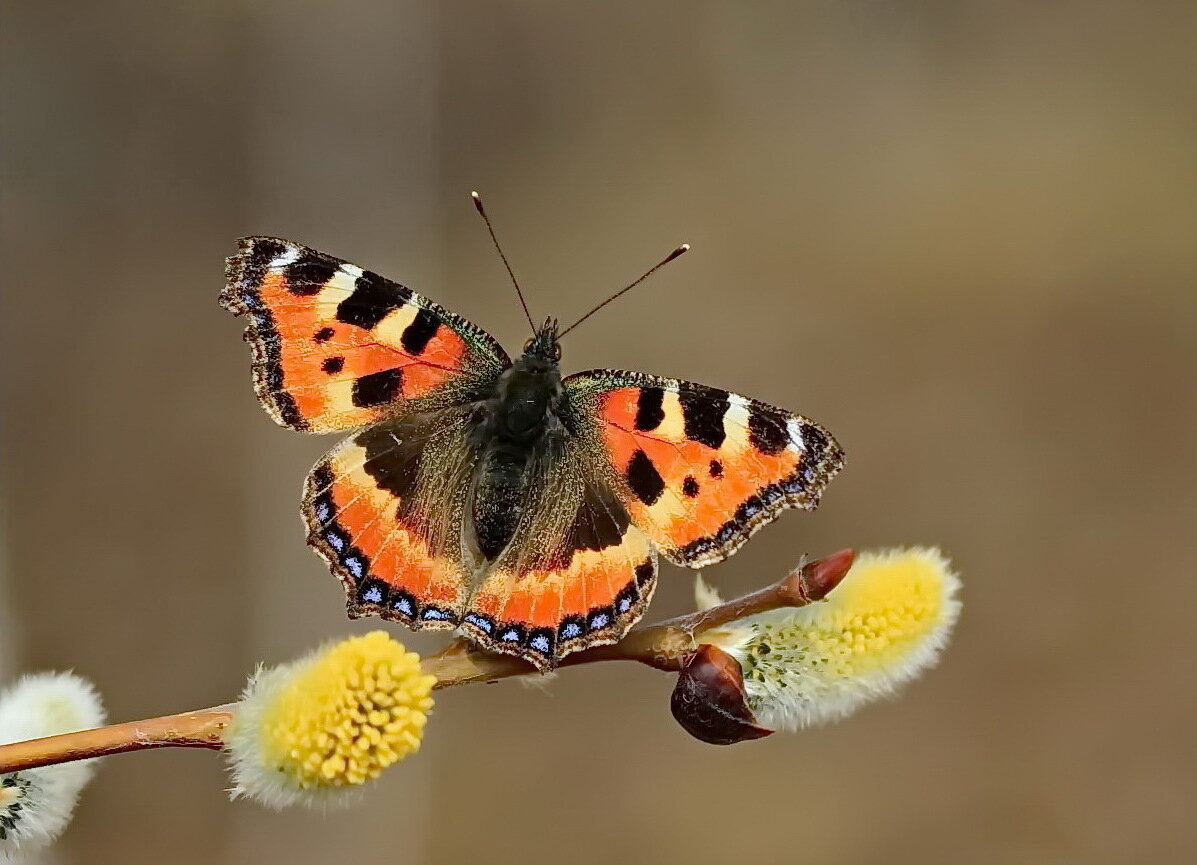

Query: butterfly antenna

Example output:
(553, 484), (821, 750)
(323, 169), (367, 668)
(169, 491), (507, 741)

(472, 191), (535, 332)
(558, 243), (690, 339)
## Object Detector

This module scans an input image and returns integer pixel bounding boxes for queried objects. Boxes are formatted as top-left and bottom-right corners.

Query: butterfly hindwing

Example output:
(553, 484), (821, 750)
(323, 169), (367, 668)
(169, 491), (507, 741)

(566, 370), (845, 567)
(462, 469), (658, 671)
(303, 413), (479, 628)
(222, 237), (509, 432)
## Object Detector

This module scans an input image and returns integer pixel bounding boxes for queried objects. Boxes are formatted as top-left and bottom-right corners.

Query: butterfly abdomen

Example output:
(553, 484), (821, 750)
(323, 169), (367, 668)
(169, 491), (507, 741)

(470, 351), (571, 561)
(473, 446), (527, 561)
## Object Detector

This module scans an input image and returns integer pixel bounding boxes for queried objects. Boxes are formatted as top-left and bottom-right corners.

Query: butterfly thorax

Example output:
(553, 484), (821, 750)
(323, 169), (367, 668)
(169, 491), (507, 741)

(481, 319), (568, 444)
(471, 321), (572, 560)
(487, 354), (565, 444)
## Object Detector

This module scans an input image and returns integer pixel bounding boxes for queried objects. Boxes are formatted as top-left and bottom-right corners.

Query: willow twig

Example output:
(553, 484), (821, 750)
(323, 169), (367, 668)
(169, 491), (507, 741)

(0, 549), (854, 773)
(0, 707), (233, 774)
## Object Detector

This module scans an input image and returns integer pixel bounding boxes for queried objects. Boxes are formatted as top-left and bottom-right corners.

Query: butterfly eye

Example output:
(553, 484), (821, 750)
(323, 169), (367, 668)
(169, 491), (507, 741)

(523, 338), (535, 353)
(552, 343), (562, 362)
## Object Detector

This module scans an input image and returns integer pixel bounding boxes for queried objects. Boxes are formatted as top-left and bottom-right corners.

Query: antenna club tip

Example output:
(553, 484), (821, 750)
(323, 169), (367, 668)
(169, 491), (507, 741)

(680, 243), (691, 252)
(471, 191), (485, 214)
(470, 190), (481, 200)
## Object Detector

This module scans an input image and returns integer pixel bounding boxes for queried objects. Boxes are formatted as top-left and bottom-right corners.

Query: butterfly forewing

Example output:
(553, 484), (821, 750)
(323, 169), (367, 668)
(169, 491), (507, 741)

(565, 369), (845, 567)
(222, 236), (509, 432)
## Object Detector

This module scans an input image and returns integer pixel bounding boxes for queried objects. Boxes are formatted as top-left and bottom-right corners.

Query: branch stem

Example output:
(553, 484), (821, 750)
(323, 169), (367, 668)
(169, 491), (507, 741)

(0, 549), (854, 774)
(0, 707), (234, 774)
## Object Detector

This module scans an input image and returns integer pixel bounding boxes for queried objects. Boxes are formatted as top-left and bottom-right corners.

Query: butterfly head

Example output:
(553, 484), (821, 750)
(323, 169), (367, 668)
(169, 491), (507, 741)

(520, 317), (562, 368)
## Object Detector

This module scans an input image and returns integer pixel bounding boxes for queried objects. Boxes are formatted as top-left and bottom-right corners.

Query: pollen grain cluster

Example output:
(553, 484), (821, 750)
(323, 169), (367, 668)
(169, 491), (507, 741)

(756, 549), (948, 678)
(731, 547), (961, 729)
(255, 631), (435, 791)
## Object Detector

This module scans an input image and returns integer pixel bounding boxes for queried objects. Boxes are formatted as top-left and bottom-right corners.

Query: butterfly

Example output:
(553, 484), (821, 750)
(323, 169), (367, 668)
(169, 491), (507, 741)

(220, 198), (845, 670)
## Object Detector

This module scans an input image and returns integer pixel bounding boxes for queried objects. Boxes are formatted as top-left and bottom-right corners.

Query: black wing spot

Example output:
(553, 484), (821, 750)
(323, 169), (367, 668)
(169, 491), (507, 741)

(357, 423), (421, 499)
(682, 476), (700, 498)
(351, 368), (404, 408)
(276, 393), (304, 429)
(802, 425), (829, 462)
(626, 449), (665, 506)
(709, 459), (724, 478)
(573, 484), (631, 552)
(321, 356), (345, 374)
(748, 405), (791, 455)
(336, 270), (412, 329)
(634, 387), (665, 432)
(401, 308), (440, 356)
(734, 494), (766, 523)
(284, 258), (337, 296)
(241, 238), (287, 288)
(314, 326), (335, 343)
(679, 385), (729, 449)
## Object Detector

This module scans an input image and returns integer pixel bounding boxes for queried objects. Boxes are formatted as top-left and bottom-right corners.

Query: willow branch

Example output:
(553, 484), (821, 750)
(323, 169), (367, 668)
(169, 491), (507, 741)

(0, 549), (854, 773)
(0, 707), (233, 774)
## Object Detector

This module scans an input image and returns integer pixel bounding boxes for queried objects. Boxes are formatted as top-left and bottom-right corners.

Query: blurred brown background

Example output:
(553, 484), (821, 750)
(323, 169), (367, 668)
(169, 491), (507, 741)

(3, 1), (1195, 863)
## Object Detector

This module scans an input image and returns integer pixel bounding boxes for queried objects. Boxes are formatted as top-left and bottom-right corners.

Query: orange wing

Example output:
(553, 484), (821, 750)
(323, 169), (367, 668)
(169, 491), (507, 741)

(222, 237), (508, 432)
(462, 481), (658, 671)
(566, 370), (845, 567)
(303, 418), (476, 628)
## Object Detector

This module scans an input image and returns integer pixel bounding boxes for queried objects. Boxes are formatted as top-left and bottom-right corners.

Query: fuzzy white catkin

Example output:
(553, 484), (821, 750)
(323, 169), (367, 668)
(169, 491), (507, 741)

(226, 632), (435, 810)
(0, 672), (106, 858)
(697, 548), (962, 731)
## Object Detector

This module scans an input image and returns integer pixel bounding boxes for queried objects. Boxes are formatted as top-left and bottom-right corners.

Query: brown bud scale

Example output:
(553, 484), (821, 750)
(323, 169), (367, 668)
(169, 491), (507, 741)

(670, 644), (773, 745)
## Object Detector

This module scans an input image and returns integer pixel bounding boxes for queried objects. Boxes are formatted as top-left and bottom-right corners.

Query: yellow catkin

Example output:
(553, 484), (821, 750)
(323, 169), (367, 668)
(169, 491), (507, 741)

(781, 553), (941, 675)
(730, 547), (960, 729)
(258, 632), (435, 790)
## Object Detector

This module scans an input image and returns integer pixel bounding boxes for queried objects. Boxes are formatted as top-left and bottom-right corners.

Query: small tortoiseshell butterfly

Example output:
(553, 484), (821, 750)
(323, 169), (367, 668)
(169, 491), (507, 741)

(221, 197), (844, 670)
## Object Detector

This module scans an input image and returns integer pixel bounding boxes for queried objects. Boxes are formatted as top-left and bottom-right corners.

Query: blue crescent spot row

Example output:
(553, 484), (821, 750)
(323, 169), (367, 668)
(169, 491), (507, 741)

(308, 465), (655, 661)
(307, 480), (463, 628)
(306, 469), (440, 622)
(461, 559), (655, 662)
(674, 468), (822, 563)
